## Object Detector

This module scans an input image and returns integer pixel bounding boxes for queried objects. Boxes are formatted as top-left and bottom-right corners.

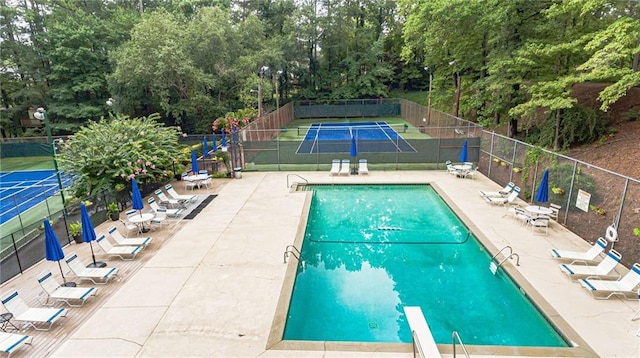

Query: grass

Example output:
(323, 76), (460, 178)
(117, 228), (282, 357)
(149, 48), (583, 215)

(0, 156), (55, 171)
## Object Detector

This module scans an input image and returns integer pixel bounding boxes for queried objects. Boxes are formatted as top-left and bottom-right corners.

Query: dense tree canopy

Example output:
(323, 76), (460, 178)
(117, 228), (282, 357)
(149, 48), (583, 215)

(1, 0), (639, 149)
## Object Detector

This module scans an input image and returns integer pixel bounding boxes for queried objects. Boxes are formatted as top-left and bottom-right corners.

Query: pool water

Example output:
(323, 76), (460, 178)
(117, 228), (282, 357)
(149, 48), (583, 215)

(283, 184), (567, 347)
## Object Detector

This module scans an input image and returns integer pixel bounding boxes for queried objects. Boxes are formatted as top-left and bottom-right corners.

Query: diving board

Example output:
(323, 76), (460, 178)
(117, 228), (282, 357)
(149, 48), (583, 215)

(403, 306), (441, 358)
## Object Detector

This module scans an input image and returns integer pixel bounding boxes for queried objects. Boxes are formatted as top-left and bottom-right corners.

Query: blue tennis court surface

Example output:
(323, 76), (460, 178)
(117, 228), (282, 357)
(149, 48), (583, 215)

(296, 121), (416, 154)
(0, 170), (73, 224)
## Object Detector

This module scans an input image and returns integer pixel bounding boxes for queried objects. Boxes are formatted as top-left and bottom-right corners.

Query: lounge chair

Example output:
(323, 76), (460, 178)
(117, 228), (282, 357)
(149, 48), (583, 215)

(559, 249), (622, 280)
(579, 263), (640, 300)
(148, 198), (182, 217)
(96, 235), (142, 261)
(107, 226), (152, 246)
(480, 182), (515, 198)
(65, 253), (118, 284)
(165, 184), (196, 203)
(550, 237), (608, 265)
(339, 160), (350, 176)
(484, 187), (520, 206)
(329, 159), (341, 176)
(154, 189), (183, 208)
(1, 291), (67, 331)
(0, 332), (32, 356)
(36, 271), (97, 307)
(358, 159), (369, 175)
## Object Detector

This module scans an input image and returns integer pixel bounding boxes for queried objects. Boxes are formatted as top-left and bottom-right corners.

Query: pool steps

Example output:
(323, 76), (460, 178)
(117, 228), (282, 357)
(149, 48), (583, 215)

(403, 306), (441, 358)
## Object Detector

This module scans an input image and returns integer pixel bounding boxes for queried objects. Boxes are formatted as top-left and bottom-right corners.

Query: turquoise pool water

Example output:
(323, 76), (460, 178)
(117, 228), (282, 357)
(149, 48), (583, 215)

(283, 184), (567, 347)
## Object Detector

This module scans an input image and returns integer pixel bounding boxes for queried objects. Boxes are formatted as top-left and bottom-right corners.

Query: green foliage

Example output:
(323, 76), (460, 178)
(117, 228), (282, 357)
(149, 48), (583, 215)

(550, 163), (597, 209)
(107, 202), (119, 214)
(528, 106), (608, 149)
(57, 114), (184, 196)
(69, 221), (82, 237)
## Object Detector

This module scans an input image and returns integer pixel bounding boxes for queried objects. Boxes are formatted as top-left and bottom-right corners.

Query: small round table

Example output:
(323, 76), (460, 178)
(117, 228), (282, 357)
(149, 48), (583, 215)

(129, 213), (155, 233)
(525, 205), (553, 217)
(0, 312), (18, 331)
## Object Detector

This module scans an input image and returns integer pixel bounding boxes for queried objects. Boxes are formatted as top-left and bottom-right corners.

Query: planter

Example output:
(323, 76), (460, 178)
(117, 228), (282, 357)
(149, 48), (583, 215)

(110, 213), (120, 221)
(72, 235), (83, 244)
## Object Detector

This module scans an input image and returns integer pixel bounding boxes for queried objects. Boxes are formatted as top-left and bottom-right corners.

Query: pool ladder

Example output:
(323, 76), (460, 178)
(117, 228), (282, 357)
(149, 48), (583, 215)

(287, 174), (308, 189)
(283, 245), (302, 263)
(489, 245), (520, 275)
(452, 331), (470, 358)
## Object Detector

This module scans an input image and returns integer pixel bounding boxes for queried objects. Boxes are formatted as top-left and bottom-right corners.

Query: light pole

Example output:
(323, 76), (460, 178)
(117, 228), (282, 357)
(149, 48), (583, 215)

(258, 66), (269, 119)
(449, 61), (460, 118)
(34, 108), (66, 209)
(424, 67), (433, 124)
(275, 70), (282, 129)
(106, 97), (117, 116)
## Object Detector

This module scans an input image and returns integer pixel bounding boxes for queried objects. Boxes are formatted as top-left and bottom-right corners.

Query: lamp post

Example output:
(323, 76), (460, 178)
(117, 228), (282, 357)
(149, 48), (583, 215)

(106, 97), (117, 116)
(449, 61), (460, 118)
(33, 108), (66, 209)
(275, 70), (282, 128)
(424, 67), (433, 124)
(258, 66), (269, 119)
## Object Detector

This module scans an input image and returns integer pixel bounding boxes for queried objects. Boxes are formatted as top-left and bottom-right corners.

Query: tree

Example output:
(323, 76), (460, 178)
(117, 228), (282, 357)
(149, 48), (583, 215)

(56, 114), (184, 197)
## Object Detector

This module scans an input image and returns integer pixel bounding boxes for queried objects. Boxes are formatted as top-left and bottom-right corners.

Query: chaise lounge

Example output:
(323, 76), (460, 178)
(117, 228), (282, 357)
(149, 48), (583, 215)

(579, 263), (640, 300)
(36, 271), (97, 307)
(1, 291), (67, 331)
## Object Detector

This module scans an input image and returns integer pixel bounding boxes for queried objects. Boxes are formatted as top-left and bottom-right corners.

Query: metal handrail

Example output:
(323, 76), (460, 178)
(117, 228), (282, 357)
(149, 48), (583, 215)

(283, 244), (302, 263)
(286, 174), (308, 188)
(411, 330), (425, 358)
(452, 331), (469, 358)
(490, 245), (513, 262)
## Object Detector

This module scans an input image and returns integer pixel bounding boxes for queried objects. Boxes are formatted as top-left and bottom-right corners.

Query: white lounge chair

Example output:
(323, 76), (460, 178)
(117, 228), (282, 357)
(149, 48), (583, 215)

(107, 226), (152, 246)
(36, 271), (97, 307)
(480, 182), (515, 198)
(65, 253), (118, 284)
(559, 249), (622, 280)
(329, 159), (341, 176)
(0, 332), (32, 356)
(339, 160), (350, 176)
(484, 187), (520, 206)
(1, 291), (67, 331)
(165, 184), (196, 203)
(96, 235), (142, 261)
(550, 237), (608, 265)
(579, 263), (640, 300)
(154, 189), (183, 208)
(148, 198), (182, 217)
(358, 159), (369, 175)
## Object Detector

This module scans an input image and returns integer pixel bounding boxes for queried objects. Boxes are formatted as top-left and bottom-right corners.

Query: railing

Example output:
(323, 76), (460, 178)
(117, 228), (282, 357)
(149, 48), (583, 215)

(489, 246), (520, 274)
(283, 245), (302, 263)
(286, 174), (308, 189)
(411, 329), (425, 358)
(452, 331), (469, 358)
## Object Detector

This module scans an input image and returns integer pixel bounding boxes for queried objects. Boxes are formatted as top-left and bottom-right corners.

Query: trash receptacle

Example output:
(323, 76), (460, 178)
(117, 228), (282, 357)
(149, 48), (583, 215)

(233, 167), (242, 179)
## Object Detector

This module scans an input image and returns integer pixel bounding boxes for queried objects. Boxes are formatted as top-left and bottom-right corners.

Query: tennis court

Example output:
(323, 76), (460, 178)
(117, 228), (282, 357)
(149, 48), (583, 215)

(296, 121), (416, 154)
(0, 170), (72, 223)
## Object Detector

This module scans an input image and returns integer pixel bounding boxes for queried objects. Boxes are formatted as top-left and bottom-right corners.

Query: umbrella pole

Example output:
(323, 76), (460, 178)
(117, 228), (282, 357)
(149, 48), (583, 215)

(58, 261), (76, 287)
(87, 242), (107, 268)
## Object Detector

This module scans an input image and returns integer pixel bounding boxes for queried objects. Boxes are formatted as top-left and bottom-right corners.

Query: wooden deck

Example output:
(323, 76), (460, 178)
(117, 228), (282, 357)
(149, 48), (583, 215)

(0, 179), (226, 357)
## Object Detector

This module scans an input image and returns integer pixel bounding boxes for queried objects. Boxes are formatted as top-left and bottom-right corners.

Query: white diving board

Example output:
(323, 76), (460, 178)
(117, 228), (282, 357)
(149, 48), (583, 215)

(403, 306), (442, 358)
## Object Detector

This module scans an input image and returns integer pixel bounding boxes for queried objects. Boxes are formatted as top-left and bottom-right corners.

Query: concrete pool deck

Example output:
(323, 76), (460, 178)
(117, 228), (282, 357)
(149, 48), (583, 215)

(2, 171), (639, 357)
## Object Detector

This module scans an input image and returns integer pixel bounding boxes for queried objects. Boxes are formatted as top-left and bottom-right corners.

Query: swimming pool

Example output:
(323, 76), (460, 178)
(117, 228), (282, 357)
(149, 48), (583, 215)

(269, 184), (593, 354)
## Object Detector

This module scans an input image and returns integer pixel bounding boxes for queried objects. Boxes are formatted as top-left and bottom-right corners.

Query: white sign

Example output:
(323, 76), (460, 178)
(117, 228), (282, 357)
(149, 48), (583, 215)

(576, 189), (591, 212)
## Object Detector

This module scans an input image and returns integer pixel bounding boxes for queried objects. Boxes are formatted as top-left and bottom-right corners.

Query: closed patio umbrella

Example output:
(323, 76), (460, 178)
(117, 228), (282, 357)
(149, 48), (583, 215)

(131, 178), (144, 215)
(221, 130), (227, 150)
(191, 149), (199, 174)
(203, 136), (210, 158)
(211, 134), (217, 153)
(44, 218), (75, 287)
(459, 140), (468, 163)
(534, 169), (550, 206)
(350, 135), (357, 174)
(81, 203), (106, 268)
